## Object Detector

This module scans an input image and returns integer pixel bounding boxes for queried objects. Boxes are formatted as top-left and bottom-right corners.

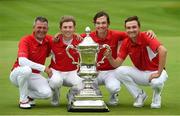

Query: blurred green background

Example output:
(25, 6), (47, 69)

(0, 0), (180, 115)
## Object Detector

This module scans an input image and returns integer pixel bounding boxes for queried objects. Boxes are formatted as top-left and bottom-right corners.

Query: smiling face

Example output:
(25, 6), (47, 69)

(60, 21), (75, 39)
(33, 20), (48, 41)
(59, 16), (76, 40)
(125, 20), (140, 40)
(95, 15), (109, 35)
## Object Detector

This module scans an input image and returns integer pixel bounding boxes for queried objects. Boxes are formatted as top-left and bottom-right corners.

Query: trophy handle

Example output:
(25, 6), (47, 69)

(66, 45), (80, 67)
(96, 44), (111, 67)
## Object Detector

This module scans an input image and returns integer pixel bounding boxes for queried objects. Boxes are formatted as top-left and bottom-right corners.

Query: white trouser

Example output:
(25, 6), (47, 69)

(48, 68), (84, 91)
(115, 66), (168, 98)
(95, 70), (121, 94)
(10, 66), (52, 102)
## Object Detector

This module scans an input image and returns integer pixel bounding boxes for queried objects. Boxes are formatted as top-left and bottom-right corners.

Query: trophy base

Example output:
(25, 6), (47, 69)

(67, 88), (109, 112)
(67, 100), (109, 112)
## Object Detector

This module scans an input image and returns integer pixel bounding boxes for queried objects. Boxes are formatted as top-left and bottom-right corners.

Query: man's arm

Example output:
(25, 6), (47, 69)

(149, 45), (167, 82)
(19, 57), (52, 77)
(19, 57), (46, 71)
(104, 50), (124, 68)
(157, 45), (167, 75)
(53, 32), (61, 42)
(108, 57), (124, 68)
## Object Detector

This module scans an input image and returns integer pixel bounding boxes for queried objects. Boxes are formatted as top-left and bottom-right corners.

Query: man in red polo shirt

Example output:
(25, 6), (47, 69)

(48, 16), (83, 106)
(80, 11), (126, 105)
(105, 16), (168, 108)
(10, 16), (52, 109)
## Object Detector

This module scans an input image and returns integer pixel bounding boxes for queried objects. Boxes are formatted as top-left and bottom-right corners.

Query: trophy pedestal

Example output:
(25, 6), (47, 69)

(67, 88), (109, 112)
(67, 66), (109, 112)
(68, 100), (109, 112)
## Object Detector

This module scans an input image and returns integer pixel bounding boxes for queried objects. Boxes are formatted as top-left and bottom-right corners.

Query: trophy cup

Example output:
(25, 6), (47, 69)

(66, 27), (109, 112)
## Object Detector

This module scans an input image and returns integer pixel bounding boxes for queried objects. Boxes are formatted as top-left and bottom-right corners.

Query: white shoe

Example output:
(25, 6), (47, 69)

(28, 96), (35, 106)
(29, 100), (36, 106)
(51, 89), (60, 106)
(108, 93), (119, 105)
(151, 95), (161, 108)
(133, 90), (147, 108)
(19, 101), (31, 109)
(51, 101), (59, 106)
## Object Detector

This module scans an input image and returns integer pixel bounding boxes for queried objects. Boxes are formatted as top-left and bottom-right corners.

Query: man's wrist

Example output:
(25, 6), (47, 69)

(43, 66), (47, 72)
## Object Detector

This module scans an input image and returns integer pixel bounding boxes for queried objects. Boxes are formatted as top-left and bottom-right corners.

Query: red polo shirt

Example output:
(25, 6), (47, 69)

(81, 29), (127, 70)
(12, 34), (52, 73)
(118, 32), (161, 71)
(49, 34), (81, 71)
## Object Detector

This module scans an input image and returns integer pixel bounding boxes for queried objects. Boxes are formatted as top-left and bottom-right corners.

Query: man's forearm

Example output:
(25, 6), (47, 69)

(158, 46), (167, 75)
(108, 57), (123, 68)
(19, 57), (45, 72)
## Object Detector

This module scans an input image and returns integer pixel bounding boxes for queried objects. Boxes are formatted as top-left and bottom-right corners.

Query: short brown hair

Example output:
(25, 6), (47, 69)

(93, 11), (110, 24)
(125, 16), (140, 27)
(59, 15), (76, 28)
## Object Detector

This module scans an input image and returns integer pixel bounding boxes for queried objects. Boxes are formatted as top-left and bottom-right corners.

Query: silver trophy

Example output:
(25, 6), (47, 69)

(66, 27), (110, 112)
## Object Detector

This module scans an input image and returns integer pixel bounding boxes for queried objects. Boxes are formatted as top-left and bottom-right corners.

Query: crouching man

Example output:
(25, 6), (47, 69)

(10, 16), (52, 109)
(105, 16), (168, 108)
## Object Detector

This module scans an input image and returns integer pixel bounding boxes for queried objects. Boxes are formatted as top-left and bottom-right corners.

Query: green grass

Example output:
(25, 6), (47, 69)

(0, 0), (180, 115)
(0, 0), (180, 41)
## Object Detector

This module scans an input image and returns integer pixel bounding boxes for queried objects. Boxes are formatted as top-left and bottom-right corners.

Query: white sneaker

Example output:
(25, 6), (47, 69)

(29, 100), (36, 106)
(28, 96), (35, 106)
(108, 93), (119, 105)
(133, 90), (147, 108)
(151, 95), (161, 108)
(19, 101), (31, 109)
(51, 89), (59, 106)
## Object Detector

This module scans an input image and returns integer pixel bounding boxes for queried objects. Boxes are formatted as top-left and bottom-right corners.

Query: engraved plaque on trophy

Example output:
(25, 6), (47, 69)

(66, 27), (109, 112)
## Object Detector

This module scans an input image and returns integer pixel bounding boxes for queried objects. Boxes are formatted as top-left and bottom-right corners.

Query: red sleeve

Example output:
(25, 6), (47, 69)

(144, 33), (161, 53)
(18, 38), (29, 58)
(116, 31), (128, 41)
(117, 39), (128, 60)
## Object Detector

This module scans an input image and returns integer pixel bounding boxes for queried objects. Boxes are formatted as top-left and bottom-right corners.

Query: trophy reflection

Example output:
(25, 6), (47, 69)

(66, 27), (109, 112)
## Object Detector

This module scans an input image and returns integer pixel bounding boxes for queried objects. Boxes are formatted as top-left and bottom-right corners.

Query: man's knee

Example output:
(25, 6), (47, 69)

(106, 83), (120, 94)
(49, 78), (62, 89)
(116, 66), (130, 76)
(115, 66), (131, 82)
(15, 66), (32, 84)
(38, 89), (52, 98)
(150, 79), (164, 89)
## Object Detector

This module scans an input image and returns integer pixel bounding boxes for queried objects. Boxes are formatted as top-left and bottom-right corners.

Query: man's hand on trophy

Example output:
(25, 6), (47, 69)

(53, 32), (61, 42)
(44, 67), (53, 78)
(104, 48), (112, 60)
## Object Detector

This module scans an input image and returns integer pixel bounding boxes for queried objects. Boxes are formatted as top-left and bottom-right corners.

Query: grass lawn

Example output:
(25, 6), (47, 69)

(0, 0), (180, 115)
